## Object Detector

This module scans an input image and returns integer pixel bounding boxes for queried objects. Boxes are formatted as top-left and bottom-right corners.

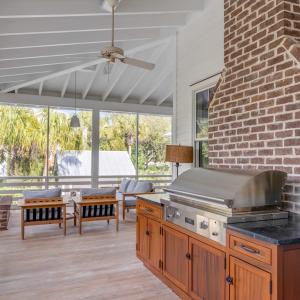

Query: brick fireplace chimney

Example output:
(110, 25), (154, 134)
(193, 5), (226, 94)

(209, 0), (300, 212)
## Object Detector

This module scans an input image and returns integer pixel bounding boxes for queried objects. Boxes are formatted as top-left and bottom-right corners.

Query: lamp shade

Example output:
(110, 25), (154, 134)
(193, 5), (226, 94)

(165, 145), (193, 164)
(70, 114), (80, 128)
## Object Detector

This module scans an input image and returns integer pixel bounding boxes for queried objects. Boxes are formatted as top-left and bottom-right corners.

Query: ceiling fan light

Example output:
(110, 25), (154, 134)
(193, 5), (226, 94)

(70, 114), (80, 128)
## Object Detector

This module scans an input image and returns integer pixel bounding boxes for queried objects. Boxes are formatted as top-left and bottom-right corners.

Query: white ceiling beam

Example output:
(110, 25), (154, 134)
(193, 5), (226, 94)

(0, 58), (105, 94)
(38, 81), (43, 96)
(157, 90), (173, 106)
(0, 14), (186, 36)
(0, 69), (53, 78)
(0, 63), (81, 76)
(0, 58), (86, 70)
(0, 0), (203, 17)
(0, 93), (172, 116)
(82, 64), (102, 100)
(0, 38), (169, 94)
(0, 28), (173, 50)
(121, 40), (172, 103)
(102, 63), (128, 101)
(140, 70), (172, 104)
(117, 0), (204, 14)
(0, 79), (24, 85)
(61, 73), (71, 98)
(0, 40), (147, 61)
(0, 71), (52, 83)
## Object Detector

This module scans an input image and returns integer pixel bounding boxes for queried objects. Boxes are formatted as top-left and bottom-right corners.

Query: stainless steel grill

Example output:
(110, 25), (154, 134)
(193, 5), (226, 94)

(163, 168), (288, 245)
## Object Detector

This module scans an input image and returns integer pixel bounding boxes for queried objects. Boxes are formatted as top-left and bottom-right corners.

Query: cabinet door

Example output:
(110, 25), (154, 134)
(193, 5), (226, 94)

(137, 214), (148, 261)
(229, 256), (271, 300)
(148, 218), (162, 272)
(189, 238), (226, 300)
(163, 225), (189, 292)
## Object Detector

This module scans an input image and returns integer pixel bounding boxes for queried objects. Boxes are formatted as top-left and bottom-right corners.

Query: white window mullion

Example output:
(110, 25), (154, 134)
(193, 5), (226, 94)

(91, 109), (99, 188)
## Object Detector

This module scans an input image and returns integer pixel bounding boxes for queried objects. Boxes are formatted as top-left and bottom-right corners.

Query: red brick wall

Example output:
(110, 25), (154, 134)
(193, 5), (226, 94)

(208, 0), (300, 212)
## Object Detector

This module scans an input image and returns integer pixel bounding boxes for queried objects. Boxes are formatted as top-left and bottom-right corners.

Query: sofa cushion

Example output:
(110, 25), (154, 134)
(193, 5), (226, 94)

(80, 187), (116, 197)
(133, 181), (153, 193)
(126, 180), (138, 193)
(119, 179), (131, 193)
(125, 199), (137, 206)
(23, 188), (62, 200)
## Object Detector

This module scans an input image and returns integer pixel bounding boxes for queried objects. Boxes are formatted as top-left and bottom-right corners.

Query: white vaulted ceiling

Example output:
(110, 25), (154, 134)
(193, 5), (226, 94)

(0, 0), (204, 108)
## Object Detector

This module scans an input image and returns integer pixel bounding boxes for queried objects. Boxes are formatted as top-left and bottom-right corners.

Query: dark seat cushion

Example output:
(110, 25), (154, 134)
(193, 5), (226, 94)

(81, 204), (115, 218)
(24, 207), (62, 222)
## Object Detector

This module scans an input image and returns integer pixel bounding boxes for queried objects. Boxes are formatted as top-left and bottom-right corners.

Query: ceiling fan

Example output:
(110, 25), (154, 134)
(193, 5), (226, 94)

(98, 0), (155, 70)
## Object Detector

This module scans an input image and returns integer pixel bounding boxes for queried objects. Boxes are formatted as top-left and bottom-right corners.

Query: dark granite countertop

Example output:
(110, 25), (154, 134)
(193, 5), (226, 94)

(227, 213), (300, 245)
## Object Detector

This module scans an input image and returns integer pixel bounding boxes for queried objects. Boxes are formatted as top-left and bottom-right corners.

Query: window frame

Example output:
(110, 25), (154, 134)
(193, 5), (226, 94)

(191, 75), (220, 167)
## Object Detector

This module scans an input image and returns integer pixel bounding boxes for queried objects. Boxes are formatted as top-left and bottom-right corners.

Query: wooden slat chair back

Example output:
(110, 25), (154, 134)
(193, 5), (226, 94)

(25, 197), (63, 204)
(74, 192), (119, 234)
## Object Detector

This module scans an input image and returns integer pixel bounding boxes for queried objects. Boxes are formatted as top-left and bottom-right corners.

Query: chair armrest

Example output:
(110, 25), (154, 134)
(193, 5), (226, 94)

(122, 191), (156, 198)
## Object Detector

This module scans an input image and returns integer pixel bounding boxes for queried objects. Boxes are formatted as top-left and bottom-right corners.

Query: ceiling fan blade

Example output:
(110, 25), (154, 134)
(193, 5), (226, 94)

(121, 57), (155, 70)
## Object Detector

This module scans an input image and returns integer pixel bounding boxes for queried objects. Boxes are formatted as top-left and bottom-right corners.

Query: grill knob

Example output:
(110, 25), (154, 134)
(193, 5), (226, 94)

(200, 221), (209, 229)
(175, 210), (181, 218)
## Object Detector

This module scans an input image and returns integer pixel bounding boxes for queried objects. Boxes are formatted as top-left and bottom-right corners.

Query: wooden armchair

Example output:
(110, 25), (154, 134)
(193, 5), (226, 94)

(73, 189), (118, 234)
(118, 180), (155, 220)
(19, 196), (67, 240)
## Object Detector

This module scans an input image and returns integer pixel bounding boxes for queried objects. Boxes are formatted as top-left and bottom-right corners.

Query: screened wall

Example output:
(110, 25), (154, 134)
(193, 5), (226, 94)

(0, 103), (172, 200)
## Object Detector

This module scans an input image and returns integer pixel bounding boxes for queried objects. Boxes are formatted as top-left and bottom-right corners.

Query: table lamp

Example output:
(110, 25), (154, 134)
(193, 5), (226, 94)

(165, 145), (193, 177)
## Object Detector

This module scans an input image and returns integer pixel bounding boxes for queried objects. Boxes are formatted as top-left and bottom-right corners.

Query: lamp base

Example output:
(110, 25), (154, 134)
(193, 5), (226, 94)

(175, 162), (180, 177)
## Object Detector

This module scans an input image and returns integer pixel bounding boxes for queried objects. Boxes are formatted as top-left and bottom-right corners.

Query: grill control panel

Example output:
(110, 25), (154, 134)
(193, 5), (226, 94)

(164, 202), (226, 246)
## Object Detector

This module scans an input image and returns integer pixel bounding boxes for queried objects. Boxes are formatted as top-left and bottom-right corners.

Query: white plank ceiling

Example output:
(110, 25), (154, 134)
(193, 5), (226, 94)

(0, 0), (204, 108)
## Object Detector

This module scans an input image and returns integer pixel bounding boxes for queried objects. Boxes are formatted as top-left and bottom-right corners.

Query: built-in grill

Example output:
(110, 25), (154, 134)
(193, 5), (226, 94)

(163, 168), (288, 245)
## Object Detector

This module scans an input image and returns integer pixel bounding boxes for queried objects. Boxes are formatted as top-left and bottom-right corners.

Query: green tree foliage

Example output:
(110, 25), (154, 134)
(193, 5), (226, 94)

(0, 105), (171, 177)
(99, 113), (171, 175)
(0, 106), (47, 176)
(48, 109), (92, 176)
(138, 115), (171, 174)
(0, 106), (91, 176)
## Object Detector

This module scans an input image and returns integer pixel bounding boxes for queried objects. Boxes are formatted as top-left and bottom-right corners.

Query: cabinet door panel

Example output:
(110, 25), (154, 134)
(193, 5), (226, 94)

(163, 225), (189, 292)
(148, 218), (162, 272)
(229, 256), (271, 300)
(137, 215), (148, 261)
(189, 238), (226, 300)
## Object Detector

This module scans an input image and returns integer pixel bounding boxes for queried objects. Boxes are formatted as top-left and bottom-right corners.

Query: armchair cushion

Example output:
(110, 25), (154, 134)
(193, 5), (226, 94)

(119, 179), (131, 193)
(23, 188), (61, 200)
(126, 180), (138, 193)
(133, 181), (153, 193)
(80, 188), (116, 197)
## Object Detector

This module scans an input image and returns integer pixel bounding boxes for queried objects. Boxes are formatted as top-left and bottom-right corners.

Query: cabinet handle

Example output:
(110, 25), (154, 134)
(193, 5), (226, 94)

(186, 253), (191, 260)
(146, 230), (150, 236)
(226, 276), (233, 285)
(240, 244), (260, 255)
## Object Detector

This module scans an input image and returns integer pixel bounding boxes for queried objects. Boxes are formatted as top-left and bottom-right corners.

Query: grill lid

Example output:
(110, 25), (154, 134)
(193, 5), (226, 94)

(164, 168), (287, 209)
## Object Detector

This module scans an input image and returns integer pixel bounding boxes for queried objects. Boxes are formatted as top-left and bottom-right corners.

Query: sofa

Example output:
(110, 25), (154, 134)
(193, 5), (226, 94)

(117, 179), (154, 220)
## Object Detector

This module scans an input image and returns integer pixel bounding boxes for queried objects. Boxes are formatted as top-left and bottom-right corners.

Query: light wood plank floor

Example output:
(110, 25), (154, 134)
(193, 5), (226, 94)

(0, 210), (179, 300)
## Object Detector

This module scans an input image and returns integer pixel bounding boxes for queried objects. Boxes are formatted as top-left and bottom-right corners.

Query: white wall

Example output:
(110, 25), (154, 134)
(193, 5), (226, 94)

(175, 0), (224, 149)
